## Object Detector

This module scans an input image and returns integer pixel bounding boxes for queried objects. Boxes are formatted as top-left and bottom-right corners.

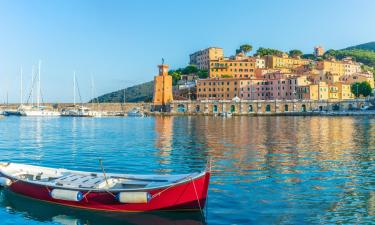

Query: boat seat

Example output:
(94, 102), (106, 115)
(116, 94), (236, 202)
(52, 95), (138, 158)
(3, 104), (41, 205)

(54, 174), (105, 189)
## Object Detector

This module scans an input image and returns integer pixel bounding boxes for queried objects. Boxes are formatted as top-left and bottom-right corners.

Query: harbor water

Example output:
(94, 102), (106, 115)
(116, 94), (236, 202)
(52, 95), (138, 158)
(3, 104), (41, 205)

(0, 116), (374, 224)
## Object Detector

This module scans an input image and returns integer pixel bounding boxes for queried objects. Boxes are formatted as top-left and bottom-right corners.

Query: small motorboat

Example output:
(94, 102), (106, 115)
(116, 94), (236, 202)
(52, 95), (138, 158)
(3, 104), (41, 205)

(0, 162), (210, 212)
(127, 107), (145, 117)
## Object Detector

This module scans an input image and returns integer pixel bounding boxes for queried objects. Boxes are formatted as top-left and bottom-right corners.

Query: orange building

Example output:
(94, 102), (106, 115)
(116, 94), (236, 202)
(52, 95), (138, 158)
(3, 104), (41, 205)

(153, 64), (173, 111)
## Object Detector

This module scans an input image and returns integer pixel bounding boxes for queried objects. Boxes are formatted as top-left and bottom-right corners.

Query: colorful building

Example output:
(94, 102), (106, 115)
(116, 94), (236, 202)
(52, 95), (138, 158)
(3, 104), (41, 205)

(189, 47), (223, 70)
(196, 78), (240, 100)
(340, 72), (375, 88)
(314, 46), (324, 57)
(153, 64), (173, 111)
(209, 54), (256, 79)
(265, 55), (310, 70)
(255, 57), (266, 68)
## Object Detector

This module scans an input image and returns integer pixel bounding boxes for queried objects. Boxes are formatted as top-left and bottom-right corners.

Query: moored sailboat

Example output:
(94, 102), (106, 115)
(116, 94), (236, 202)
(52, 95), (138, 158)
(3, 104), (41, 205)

(20, 61), (61, 117)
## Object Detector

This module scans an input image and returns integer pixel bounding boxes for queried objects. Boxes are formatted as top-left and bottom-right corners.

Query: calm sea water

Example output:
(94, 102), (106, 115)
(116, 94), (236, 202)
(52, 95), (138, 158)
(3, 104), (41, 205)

(0, 116), (375, 225)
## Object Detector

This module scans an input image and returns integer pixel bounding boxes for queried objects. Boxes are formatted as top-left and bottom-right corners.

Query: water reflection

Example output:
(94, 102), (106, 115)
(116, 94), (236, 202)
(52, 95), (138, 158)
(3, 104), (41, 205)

(0, 189), (205, 225)
(1, 116), (375, 224)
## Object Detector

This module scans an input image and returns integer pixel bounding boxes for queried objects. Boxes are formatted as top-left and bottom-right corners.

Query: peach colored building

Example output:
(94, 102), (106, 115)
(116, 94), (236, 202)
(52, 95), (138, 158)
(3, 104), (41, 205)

(196, 78), (240, 100)
(340, 72), (375, 88)
(314, 46), (324, 57)
(190, 47), (223, 70)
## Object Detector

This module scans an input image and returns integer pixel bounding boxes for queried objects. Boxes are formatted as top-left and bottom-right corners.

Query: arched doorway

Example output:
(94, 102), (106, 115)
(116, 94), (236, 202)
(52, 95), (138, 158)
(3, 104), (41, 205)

(348, 104), (353, 110)
(230, 105), (235, 113)
(195, 105), (200, 112)
(213, 105), (218, 113)
(177, 104), (186, 113)
(284, 104), (289, 112)
(301, 104), (306, 112)
(248, 105), (253, 112)
(332, 104), (340, 111)
(319, 106), (323, 111)
(266, 104), (271, 112)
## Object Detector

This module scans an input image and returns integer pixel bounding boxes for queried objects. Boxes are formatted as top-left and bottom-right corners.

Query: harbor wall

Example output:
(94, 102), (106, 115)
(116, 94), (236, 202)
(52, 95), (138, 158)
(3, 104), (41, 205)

(0, 99), (373, 116)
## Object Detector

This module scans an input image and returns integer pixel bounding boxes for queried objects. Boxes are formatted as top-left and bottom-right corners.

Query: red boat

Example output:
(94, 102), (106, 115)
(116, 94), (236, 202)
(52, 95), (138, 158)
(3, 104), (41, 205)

(0, 162), (210, 212)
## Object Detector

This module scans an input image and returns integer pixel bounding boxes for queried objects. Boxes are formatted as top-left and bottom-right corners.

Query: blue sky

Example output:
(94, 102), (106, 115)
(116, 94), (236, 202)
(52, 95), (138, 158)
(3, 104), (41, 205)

(0, 0), (374, 103)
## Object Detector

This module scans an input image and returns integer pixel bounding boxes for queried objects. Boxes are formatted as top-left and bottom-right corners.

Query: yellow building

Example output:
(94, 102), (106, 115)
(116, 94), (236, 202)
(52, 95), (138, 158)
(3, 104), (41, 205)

(197, 78), (240, 100)
(209, 55), (256, 79)
(297, 81), (353, 100)
(335, 82), (354, 100)
(153, 64), (173, 110)
(265, 55), (310, 70)
(190, 47), (223, 70)
(297, 82), (329, 100)
(340, 72), (375, 88)
(316, 60), (345, 76)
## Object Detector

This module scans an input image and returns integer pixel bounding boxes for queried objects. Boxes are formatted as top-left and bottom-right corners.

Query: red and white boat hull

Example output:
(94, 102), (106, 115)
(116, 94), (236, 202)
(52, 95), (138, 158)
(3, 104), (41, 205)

(0, 163), (210, 212)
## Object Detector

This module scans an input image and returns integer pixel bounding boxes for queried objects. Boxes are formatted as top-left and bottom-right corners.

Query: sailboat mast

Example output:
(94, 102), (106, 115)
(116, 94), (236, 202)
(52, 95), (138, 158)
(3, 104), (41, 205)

(37, 60), (41, 107)
(31, 66), (34, 106)
(20, 67), (23, 105)
(73, 71), (76, 106)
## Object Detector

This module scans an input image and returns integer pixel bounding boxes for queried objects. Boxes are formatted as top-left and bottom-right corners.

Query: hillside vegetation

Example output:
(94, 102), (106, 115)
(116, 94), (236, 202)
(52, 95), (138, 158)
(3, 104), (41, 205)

(93, 81), (154, 103)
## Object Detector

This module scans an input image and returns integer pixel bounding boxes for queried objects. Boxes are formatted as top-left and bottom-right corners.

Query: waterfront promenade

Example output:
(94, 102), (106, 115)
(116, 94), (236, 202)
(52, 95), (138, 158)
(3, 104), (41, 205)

(0, 98), (374, 116)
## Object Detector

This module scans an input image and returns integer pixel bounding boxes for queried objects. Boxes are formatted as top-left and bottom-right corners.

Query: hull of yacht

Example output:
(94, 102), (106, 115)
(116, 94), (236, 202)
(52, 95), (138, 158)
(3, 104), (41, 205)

(20, 110), (61, 117)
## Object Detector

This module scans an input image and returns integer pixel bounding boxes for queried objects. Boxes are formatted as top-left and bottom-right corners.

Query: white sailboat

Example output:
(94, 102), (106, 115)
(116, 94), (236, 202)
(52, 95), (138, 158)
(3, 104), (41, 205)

(19, 61), (61, 117)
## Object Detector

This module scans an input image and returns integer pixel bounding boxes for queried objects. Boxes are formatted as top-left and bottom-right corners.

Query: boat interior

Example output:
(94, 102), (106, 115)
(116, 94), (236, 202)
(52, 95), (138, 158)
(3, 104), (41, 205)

(0, 163), (200, 191)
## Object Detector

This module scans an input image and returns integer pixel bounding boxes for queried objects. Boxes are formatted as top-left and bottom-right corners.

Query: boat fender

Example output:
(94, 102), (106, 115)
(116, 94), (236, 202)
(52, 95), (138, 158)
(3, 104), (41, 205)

(0, 177), (11, 187)
(116, 192), (151, 204)
(51, 189), (83, 202)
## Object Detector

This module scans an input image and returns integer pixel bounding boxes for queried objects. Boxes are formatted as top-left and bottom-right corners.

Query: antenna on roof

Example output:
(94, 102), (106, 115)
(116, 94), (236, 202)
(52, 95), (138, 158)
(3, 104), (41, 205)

(161, 58), (165, 65)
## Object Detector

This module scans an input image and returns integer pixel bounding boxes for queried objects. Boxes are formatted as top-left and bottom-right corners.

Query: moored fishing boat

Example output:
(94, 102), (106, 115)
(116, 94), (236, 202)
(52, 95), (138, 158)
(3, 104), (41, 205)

(0, 162), (210, 212)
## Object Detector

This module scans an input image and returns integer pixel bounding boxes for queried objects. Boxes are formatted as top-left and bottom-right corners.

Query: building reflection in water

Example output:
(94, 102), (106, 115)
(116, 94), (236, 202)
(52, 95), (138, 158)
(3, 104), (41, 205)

(154, 116), (174, 170)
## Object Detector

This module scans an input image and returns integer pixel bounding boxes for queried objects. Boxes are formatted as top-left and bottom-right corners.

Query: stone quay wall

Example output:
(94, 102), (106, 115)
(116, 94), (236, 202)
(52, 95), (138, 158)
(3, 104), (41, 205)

(1, 99), (373, 116)
(167, 99), (372, 115)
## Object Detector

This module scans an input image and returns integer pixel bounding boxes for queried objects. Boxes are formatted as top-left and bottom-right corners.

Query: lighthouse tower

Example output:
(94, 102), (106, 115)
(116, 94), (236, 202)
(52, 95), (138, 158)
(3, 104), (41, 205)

(153, 61), (173, 112)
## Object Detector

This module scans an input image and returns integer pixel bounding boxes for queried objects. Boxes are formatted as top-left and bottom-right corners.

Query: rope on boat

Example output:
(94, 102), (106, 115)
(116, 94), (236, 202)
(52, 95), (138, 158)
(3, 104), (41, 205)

(149, 174), (195, 200)
(191, 177), (204, 219)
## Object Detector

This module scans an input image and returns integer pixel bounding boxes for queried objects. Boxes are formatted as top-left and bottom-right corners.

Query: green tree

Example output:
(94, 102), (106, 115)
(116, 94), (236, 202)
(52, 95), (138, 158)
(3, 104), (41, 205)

(197, 69), (208, 78)
(289, 49), (303, 58)
(360, 81), (373, 97)
(239, 44), (253, 55)
(255, 47), (284, 57)
(182, 65), (199, 74)
(168, 70), (182, 85)
(351, 82), (361, 97)
(351, 81), (373, 97)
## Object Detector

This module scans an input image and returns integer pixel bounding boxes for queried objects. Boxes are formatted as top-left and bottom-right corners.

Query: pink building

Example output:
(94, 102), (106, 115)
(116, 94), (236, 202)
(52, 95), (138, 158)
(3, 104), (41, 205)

(239, 72), (310, 100)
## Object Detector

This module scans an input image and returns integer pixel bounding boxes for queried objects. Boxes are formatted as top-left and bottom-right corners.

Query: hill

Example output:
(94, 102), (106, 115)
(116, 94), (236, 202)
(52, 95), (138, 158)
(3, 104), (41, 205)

(323, 42), (375, 71)
(344, 41), (375, 51)
(93, 81), (154, 103)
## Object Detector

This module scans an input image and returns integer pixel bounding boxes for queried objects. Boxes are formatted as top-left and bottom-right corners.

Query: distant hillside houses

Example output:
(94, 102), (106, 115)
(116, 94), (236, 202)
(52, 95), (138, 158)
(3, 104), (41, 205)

(189, 45), (374, 101)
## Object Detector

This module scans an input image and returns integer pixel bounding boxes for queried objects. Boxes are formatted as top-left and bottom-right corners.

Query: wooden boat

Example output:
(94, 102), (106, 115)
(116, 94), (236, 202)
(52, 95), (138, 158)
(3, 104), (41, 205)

(0, 162), (210, 212)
